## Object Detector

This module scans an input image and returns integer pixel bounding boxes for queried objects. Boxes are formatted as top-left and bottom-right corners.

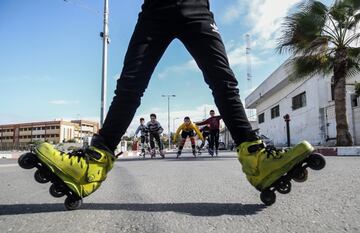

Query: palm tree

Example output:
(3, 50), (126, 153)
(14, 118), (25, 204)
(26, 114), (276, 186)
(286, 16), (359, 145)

(277, 0), (360, 146)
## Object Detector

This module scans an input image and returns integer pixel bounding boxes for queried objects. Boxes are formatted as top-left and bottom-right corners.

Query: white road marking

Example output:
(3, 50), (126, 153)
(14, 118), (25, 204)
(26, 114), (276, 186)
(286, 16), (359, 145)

(0, 164), (18, 168)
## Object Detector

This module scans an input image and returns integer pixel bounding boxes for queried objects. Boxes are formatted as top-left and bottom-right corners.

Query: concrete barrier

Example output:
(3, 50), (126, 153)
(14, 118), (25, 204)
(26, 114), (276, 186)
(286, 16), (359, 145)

(315, 147), (360, 156)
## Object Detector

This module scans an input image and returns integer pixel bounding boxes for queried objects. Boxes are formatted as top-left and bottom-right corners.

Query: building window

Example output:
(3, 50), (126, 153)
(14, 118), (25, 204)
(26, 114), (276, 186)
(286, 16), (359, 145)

(331, 83), (335, 101)
(292, 92), (306, 110)
(271, 105), (280, 119)
(351, 94), (358, 107)
(258, 113), (265, 124)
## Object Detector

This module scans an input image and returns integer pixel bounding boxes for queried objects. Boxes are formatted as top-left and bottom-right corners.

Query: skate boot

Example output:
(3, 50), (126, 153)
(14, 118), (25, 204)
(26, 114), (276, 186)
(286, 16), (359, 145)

(215, 149), (218, 156)
(192, 149), (197, 157)
(176, 150), (182, 158)
(18, 134), (116, 210)
(208, 148), (214, 157)
(237, 140), (326, 206)
(150, 149), (156, 158)
(140, 149), (146, 158)
(159, 150), (165, 158)
(196, 146), (202, 155)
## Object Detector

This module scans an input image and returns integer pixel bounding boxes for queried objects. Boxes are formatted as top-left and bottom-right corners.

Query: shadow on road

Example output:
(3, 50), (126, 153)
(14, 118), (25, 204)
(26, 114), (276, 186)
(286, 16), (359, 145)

(0, 202), (266, 216)
(118, 155), (237, 162)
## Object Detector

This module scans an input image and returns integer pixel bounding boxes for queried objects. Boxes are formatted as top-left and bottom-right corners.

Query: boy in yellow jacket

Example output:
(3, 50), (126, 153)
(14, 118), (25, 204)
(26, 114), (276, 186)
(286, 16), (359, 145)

(173, 116), (204, 158)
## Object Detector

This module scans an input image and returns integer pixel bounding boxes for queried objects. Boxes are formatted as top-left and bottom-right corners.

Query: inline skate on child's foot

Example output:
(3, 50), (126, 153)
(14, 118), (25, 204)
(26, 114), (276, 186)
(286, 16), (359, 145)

(237, 139), (325, 206)
(18, 135), (116, 210)
(140, 150), (146, 158)
(208, 148), (214, 157)
(159, 150), (165, 158)
(176, 150), (182, 158)
(196, 146), (202, 155)
(150, 149), (156, 158)
(192, 149), (197, 157)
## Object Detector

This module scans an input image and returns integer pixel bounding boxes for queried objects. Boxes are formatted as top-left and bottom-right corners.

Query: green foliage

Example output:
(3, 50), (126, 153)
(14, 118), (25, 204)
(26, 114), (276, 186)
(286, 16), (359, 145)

(278, 0), (360, 82)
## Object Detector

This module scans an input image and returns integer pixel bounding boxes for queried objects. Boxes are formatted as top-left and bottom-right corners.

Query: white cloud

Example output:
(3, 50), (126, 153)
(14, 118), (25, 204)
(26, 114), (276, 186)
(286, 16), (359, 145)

(49, 100), (80, 105)
(221, 0), (246, 24)
(227, 43), (262, 67)
(248, 0), (302, 49)
(220, 0), (302, 50)
(157, 60), (199, 80)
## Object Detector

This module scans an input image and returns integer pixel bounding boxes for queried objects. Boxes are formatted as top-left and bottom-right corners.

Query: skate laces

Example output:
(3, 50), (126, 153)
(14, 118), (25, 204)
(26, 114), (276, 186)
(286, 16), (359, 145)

(264, 145), (283, 159)
(247, 143), (283, 159)
(66, 148), (89, 163)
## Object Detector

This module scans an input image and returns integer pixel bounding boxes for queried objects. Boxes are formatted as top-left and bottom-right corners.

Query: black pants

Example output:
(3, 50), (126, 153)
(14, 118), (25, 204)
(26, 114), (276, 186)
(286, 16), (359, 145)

(149, 132), (163, 150)
(140, 135), (149, 152)
(99, 0), (252, 151)
(208, 129), (219, 151)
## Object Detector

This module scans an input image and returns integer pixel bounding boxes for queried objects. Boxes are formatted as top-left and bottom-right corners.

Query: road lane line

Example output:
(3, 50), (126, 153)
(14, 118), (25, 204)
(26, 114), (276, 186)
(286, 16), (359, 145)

(0, 164), (18, 168)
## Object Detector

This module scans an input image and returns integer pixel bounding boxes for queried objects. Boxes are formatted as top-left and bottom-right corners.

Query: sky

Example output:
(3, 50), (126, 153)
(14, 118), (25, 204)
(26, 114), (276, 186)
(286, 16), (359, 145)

(0, 0), (333, 134)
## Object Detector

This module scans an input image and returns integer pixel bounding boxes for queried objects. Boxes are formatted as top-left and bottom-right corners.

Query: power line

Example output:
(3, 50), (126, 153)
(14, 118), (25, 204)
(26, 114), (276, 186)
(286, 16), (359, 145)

(62, 0), (100, 15)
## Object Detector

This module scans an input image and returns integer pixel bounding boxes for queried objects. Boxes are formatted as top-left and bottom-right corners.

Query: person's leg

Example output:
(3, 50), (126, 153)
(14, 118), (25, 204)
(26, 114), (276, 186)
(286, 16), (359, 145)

(208, 130), (215, 153)
(149, 133), (155, 150)
(140, 136), (145, 154)
(177, 17), (254, 146)
(190, 132), (196, 157)
(214, 129), (220, 155)
(152, 133), (164, 157)
(177, 132), (187, 157)
(176, 7), (317, 197)
(99, 14), (175, 152)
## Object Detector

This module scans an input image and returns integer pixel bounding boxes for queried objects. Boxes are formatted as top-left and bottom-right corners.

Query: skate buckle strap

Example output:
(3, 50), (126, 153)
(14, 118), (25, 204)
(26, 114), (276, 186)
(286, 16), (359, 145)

(84, 148), (102, 160)
(247, 143), (266, 153)
(115, 151), (123, 158)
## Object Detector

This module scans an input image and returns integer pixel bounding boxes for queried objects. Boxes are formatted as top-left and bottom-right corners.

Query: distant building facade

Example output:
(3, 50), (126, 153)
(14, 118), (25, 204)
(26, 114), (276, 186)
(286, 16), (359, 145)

(245, 61), (360, 146)
(0, 120), (99, 150)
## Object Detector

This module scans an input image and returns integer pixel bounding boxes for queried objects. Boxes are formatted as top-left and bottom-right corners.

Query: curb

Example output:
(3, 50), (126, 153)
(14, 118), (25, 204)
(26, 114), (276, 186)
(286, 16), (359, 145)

(315, 147), (360, 156)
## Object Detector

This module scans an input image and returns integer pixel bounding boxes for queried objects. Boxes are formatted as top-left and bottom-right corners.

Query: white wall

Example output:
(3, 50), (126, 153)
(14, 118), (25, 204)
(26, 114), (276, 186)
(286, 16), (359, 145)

(254, 73), (360, 146)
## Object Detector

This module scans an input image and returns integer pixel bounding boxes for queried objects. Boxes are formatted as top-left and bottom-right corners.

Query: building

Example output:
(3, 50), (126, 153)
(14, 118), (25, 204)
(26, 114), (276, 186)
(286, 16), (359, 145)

(245, 61), (360, 146)
(0, 120), (99, 150)
(219, 120), (258, 149)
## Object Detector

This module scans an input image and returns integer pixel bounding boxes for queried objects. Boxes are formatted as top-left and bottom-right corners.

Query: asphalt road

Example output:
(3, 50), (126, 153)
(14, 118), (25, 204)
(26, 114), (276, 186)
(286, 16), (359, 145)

(0, 152), (359, 233)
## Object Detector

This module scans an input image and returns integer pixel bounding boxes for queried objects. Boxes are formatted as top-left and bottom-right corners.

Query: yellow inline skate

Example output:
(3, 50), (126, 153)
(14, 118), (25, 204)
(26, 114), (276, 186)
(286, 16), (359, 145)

(18, 135), (116, 210)
(237, 139), (326, 205)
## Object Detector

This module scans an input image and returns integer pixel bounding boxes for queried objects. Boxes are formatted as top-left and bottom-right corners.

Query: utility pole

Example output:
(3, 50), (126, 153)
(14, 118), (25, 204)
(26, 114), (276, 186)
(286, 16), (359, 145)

(162, 94), (176, 150)
(246, 34), (255, 121)
(100, 0), (109, 127)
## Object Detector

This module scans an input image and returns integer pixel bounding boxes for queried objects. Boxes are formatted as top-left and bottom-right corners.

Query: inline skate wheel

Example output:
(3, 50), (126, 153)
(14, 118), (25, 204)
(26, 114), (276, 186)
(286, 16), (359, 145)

(276, 180), (291, 194)
(308, 153), (326, 170)
(260, 189), (276, 206)
(64, 196), (83, 210)
(34, 170), (50, 183)
(18, 153), (37, 169)
(49, 184), (66, 198)
(292, 168), (308, 182)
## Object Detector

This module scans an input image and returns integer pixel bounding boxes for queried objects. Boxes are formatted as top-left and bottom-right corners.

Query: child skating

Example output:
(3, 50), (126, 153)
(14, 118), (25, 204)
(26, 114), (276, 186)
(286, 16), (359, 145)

(197, 125), (210, 155)
(173, 116), (204, 158)
(134, 117), (150, 157)
(196, 110), (222, 156)
(146, 114), (165, 158)
(18, 0), (326, 209)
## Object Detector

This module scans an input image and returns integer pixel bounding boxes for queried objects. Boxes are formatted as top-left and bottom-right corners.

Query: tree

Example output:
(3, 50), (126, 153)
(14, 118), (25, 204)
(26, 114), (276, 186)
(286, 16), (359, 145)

(277, 0), (360, 146)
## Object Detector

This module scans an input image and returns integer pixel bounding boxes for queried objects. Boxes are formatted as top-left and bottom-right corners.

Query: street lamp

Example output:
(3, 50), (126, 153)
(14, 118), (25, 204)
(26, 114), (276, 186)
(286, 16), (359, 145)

(100, 0), (110, 127)
(161, 94), (176, 150)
